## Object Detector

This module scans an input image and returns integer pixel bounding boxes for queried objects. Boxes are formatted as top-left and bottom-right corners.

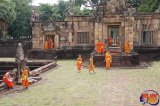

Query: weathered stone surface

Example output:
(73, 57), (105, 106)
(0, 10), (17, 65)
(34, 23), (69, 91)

(32, 13), (160, 51)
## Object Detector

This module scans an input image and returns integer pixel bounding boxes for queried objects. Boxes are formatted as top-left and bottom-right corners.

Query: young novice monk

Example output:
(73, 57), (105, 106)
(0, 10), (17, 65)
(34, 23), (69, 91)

(89, 55), (95, 74)
(105, 52), (112, 70)
(77, 55), (83, 73)
(22, 67), (30, 89)
(44, 40), (49, 51)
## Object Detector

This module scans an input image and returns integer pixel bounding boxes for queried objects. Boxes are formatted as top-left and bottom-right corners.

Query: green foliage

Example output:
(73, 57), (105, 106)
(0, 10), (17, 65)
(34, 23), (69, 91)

(0, 0), (16, 25)
(39, 4), (54, 21)
(128, 0), (142, 7)
(91, 0), (99, 4)
(39, 0), (67, 21)
(57, 0), (67, 20)
(8, 0), (32, 37)
(73, 6), (93, 16)
(74, 0), (84, 6)
(138, 0), (159, 12)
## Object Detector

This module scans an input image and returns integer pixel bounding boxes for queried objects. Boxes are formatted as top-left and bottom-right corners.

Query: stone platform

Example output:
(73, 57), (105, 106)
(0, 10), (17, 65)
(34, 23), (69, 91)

(0, 58), (57, 84)
(92, 52), (139, 67)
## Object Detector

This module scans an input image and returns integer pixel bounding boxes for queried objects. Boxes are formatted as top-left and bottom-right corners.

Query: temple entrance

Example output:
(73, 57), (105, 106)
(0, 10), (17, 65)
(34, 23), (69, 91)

(108, 25), (120, 47)
(45, 35), (55, 49)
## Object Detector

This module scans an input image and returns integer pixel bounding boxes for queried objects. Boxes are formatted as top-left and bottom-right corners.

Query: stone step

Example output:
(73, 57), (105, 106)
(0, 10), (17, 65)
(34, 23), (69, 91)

(109, 47), (122, 53)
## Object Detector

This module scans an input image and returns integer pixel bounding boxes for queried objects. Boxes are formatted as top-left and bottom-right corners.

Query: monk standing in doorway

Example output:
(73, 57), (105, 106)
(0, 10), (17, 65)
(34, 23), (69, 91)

(3, 71), (14, 89)
(96, 40), (104, 54)
(77, 55), (83, 73)
(105, 52), (112, 70)
(50, 39), (54, 49)
(22, 67), (30, 89)
(89, 55), (95, 74)
(108, 37), (113, 47)
(125, 40), (131, 54)
(44, 40), (49, 51)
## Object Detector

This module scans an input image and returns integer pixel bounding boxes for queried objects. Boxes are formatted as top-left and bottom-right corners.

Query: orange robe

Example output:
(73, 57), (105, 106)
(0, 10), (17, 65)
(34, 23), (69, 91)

(44, 41), (49, 50)
(125, 41), (130, 54)
(77, 57), (82, 72)
(50, 40), (54, 49)
(97, 42), (104, 54)
(89, 58), (94, 73)
(105, 53), (112, 69)
(3, 72), (14, 88)
(116, 41), (120, 46)
(22, 69), (30, 87)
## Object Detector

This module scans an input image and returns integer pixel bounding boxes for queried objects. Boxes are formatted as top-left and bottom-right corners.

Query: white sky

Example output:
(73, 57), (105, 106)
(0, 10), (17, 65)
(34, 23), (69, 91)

(32, 0), (68, 6)
(32, 0), (91, 10)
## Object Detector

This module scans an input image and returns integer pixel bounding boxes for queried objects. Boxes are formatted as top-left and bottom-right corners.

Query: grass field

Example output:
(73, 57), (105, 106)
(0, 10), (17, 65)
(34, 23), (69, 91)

(0, 60), (160, 106)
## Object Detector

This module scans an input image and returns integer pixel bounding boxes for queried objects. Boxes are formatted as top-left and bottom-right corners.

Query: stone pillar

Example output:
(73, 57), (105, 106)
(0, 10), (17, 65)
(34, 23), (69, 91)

(157, 30), (160, 46)
(32, 23), (43, 49)
(95, 22), (103, 44)
(69, 32), (72, 45)
(125, 17), (134, 50)
(54, 35), (59, 48)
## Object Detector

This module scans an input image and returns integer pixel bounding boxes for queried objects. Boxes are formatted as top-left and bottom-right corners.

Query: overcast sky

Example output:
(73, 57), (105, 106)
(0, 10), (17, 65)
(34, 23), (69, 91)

(32, 0), (68, 6)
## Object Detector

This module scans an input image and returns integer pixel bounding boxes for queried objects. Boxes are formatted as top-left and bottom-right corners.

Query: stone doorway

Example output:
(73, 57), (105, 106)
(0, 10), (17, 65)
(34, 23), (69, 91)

(108, 25), (120, 47)
(45, 35), (55, 49)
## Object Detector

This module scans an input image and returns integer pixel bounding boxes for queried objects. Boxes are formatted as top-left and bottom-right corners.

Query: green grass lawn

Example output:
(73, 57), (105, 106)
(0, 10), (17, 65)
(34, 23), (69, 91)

(0, 60), (160, 106)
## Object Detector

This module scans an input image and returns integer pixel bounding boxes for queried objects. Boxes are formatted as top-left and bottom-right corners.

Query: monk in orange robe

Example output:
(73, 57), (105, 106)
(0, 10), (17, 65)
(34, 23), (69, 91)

(89, 55), (95, 73)
(116, 41), (120, 46)
(96, 41), (104, 54)
(105, 52), (112, 70)
(44, 40), (49, 51)
(3, 71), (14, 89)
(125, 40), (131, 54)
(50, 39), (54, 49)
(22, 67), (30, 89)
(108, 37), (113, 46)
(77, 55), (83, 73)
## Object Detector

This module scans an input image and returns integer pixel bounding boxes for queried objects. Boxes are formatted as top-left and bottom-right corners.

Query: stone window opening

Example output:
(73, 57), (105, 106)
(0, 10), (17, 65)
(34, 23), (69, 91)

(77, 32), (89, 45)
(65, 22), (68, 29)
(141, 31), (153, 45)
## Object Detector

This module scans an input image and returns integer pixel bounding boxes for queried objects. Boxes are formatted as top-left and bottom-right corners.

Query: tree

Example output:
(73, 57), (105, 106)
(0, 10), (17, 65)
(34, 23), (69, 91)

(39, 4), (54, 21)
(0, 0), (16, 25)
(39, 0), (67, 22)
(138, 0), (160, 12)
(8, 0), (32, 37)
(58, 0), (67, 20)
(128, 0), (142, 7)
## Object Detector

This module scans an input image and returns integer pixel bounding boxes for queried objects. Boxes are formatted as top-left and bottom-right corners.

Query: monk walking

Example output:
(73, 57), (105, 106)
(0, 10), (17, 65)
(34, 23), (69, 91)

(3, 71), (14, 89)
(44, 40), (49, 51)
(96, 40), (104, 54)
(77, 55), (83, 73)
(22, 67), (30, 89)
(105, 52), (112, 70)
(89, 55), (95, 74)
(125, 40), (131, 54)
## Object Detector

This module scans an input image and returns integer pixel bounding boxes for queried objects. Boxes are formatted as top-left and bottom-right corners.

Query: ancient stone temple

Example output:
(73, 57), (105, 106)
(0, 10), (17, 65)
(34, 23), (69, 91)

(31, 2), (160, 49)
(31, 1), (160, 64)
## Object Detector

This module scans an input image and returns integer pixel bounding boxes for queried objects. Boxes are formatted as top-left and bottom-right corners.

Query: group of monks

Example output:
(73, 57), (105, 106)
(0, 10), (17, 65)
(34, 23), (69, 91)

(76, 40), (131, 72)
(44, 37), (54, 51)
(3, 67), (30, 90)
(77, 52), (112, 73)
(97, 40), (131, 55)
(77, 55), (95, 74)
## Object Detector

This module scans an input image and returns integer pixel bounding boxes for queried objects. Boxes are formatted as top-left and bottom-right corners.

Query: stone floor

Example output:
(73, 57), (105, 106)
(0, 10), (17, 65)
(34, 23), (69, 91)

(0, 60), (160, 106)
